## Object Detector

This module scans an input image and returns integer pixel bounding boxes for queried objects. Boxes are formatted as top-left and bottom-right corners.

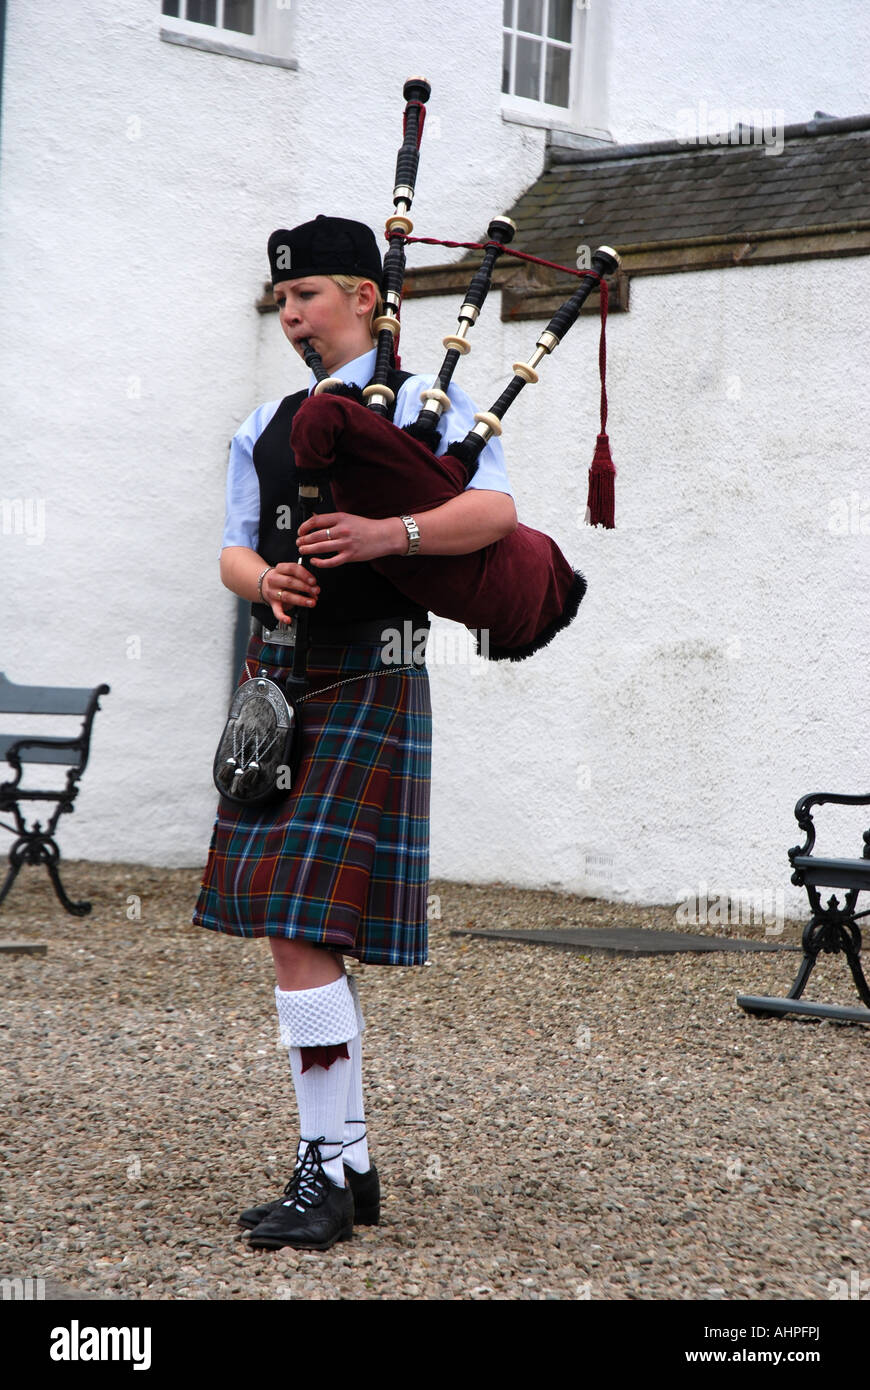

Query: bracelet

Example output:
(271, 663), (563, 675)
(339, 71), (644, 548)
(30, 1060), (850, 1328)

(257, 565), (274, 600)
(400, 515), (421, 556)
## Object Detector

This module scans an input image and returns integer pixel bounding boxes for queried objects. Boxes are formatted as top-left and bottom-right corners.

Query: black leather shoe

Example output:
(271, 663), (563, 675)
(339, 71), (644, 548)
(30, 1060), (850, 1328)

(247, 1140), (354, 1252)
(239, 1160), (380, 1230)
(343, 1163), (380, 1225)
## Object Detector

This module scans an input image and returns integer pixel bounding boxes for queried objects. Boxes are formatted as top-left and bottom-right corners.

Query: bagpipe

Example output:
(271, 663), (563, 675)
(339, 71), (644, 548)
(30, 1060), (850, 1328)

(290, 76), (621, 662)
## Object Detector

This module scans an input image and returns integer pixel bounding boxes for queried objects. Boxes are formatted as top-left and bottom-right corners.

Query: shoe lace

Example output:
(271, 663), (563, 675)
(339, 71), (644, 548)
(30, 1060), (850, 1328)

(280, 1137), (341, 1213)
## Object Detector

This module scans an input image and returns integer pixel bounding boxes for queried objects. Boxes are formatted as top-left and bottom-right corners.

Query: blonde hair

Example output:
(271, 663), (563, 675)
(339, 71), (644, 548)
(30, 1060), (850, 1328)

(327, 273), (383, 340)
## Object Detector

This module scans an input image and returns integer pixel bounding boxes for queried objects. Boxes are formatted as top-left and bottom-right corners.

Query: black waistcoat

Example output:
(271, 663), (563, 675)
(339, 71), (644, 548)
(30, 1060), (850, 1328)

(250, 369), (429, 629)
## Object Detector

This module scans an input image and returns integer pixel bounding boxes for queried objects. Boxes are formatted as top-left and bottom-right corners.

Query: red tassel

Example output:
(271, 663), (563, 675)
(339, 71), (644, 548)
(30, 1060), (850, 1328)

(587, 431), (616, 529)
(585, 275), (615, 527)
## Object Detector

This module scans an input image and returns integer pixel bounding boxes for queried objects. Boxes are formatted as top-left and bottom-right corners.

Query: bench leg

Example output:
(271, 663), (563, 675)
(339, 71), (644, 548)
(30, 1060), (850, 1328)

(0, 852), (24, 910)
(785, 944), (818, 1002)
(0, 827), (92, 918)
(787, 890), (869, 1008)
(842, 929), (870, 1009)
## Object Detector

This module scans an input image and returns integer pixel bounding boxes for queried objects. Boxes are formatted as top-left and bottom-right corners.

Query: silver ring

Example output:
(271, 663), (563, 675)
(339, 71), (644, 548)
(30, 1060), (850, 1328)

(326, 528), (331, 540)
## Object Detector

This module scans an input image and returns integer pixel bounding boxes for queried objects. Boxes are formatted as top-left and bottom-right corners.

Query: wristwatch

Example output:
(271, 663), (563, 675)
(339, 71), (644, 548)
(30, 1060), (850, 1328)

(400, 515), (421, 556)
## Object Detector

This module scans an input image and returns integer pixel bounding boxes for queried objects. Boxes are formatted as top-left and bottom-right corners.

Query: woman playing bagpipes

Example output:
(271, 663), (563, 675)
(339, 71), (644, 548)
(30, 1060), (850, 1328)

(192, 213), (518, 1252)
(195, 73), (617, 1251)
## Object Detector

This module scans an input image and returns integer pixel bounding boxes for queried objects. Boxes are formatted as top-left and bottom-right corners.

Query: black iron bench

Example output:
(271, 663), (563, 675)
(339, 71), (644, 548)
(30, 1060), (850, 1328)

(738, 791), (870, 1024)
(0, 672), (110, 917)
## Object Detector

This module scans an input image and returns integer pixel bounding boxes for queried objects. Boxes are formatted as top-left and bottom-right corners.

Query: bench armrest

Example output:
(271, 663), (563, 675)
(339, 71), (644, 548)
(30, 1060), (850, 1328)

(788, 791), (870, 866)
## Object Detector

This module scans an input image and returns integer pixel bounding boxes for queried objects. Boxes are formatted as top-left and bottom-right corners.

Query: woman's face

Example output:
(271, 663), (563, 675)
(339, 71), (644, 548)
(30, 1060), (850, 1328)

(272, 276), (375, 374)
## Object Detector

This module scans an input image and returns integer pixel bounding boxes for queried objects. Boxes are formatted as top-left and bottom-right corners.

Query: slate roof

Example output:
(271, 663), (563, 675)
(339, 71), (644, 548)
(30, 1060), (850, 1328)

(509, 114), (870, 268)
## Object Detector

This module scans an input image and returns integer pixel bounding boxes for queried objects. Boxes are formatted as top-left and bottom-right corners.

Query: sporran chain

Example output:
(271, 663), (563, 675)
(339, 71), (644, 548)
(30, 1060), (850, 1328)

(243, 660), (422, 702)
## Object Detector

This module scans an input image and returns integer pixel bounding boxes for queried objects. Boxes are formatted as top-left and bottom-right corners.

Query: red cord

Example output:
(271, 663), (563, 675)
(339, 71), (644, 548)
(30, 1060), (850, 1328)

(394, 230), (609, 393)
(389, 228), (615, 524)
(394, 231), (610, 413)
(598, 277), (608, 433)
(397, 232), (601, 282)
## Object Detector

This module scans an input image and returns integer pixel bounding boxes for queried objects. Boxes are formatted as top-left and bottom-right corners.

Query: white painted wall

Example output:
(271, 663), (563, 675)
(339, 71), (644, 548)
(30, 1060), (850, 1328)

(1, 0), (868, 917)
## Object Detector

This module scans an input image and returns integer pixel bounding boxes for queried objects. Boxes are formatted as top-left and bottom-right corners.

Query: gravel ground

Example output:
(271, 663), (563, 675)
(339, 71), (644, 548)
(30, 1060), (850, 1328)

(0, 861), (868, 1302)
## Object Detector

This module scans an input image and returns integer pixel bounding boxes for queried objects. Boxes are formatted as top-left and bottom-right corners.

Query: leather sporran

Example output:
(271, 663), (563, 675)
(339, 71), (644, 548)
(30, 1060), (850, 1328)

(213, 675), (297, 809)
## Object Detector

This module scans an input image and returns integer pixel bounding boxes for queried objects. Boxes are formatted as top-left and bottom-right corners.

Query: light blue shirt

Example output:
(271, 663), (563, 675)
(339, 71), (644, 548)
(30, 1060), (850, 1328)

(221, 348), (514, 551)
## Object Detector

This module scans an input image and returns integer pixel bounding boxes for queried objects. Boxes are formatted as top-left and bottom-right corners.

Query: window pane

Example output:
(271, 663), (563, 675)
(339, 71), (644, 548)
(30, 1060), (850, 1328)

(544, 43), (570, 106)
(517, 0), (543, 36)
(187, 0), (217, 25)
(547, 0), (573, 41)
(223, 0), (254, 34)
(162, 0), (181, 16)
(503, 0), (514, 26)
(502, 32), (512, 94)
(515, 36), (542, 100)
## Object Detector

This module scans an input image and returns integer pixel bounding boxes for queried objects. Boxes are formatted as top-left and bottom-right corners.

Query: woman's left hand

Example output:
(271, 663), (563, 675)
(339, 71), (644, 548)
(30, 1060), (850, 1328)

(296, 511), (405, 566)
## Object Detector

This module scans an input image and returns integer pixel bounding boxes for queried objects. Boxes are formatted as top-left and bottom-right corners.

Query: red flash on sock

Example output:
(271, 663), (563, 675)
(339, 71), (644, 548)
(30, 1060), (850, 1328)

(299, 1043), (350, 1073)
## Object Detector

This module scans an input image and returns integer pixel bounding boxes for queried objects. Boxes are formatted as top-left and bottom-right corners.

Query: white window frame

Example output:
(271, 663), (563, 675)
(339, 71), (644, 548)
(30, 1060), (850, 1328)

(159, 0), (297, 70)
(501, 0), (609, 140)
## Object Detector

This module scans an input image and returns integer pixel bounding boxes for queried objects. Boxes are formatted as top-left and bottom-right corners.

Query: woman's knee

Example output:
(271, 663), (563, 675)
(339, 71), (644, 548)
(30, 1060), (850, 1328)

(268, 937), (344, 990)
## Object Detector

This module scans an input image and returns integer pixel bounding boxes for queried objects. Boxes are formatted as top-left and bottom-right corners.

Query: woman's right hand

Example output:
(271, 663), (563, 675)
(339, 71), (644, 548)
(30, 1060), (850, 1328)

(262, 561), (320, 627)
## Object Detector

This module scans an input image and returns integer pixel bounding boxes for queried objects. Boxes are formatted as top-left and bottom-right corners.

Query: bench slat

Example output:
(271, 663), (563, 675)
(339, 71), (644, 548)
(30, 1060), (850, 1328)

(791, 855), (870, 889)
(0, 672), (96, 716)
(0, 735), (81, 765)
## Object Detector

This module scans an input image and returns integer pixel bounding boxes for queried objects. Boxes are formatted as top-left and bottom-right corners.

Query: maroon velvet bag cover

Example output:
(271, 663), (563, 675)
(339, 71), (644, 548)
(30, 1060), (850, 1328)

(290, 393), (585, 661)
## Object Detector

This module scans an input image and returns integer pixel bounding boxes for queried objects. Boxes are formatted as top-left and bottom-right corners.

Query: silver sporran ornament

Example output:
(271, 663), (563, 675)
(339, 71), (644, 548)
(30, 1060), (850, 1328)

(213, 676), (296, 808)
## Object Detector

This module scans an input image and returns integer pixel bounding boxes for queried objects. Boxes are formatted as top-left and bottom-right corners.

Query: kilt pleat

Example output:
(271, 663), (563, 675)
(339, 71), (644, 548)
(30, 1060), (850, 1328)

(193, 631), (432, 965)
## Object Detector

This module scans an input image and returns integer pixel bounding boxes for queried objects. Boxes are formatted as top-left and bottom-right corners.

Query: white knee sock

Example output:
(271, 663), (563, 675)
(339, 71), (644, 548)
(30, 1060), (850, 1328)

(274, 977), (357, 1190)
(343, 976), (370, 1174)
(287, 1050), (350, 1189)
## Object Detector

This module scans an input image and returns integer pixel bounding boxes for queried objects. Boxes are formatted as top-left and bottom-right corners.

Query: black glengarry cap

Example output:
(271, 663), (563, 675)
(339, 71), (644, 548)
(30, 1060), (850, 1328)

(268, 216), (383, 288)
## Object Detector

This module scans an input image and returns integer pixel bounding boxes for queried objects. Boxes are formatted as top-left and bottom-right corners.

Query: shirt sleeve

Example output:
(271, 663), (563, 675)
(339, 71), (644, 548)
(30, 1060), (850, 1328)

(394, 374), (514, 499)
(220, 401), (281, 554)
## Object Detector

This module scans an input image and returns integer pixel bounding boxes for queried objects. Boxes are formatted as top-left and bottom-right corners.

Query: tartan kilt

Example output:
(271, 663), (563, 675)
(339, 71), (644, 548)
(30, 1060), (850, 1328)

(192, 628), (432, 965)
